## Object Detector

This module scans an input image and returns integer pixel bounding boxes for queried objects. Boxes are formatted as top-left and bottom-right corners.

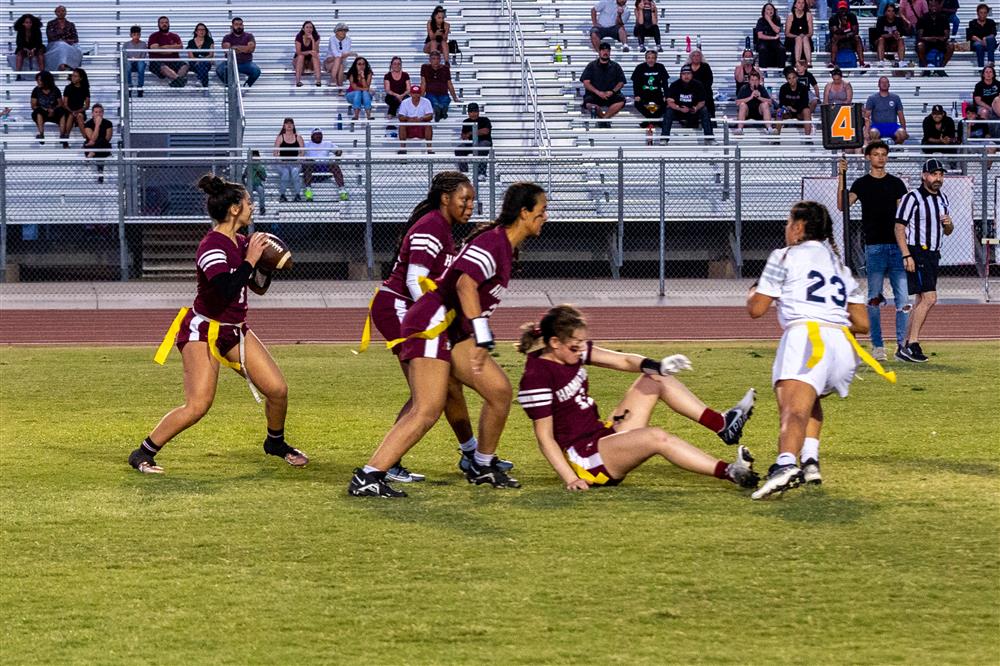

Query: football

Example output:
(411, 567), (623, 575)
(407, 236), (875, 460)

(257, 232), (293, 272)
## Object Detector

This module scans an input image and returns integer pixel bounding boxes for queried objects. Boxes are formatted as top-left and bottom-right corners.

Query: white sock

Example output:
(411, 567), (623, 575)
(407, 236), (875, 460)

(801, 438), (820, 464)
(776, 452), (797, 467)
(473, 450), (494, 467)
(362, 465), (380, 474)
(459, 437), (477, 453)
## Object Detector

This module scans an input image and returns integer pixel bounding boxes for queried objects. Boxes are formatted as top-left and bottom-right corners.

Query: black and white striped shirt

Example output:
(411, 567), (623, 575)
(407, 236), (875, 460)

(895, 185), (949, 252)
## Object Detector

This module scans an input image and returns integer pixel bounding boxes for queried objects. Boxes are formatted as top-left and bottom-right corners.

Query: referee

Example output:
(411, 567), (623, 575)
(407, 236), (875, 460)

(894, 158), (954, 363)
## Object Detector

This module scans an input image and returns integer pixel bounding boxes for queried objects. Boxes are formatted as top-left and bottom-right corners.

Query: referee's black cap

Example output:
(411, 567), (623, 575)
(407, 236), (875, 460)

(922, 158), (946, 173)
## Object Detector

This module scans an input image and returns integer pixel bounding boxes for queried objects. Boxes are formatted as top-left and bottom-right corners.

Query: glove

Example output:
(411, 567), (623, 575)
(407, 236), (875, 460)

(658, 354), (692, 375)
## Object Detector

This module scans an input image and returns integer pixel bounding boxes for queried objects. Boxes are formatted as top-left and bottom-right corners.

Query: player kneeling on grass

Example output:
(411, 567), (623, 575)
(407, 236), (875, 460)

(128, 174), (308, 474)
(747, 201), (888, 500)
(516, 305), (760, 491)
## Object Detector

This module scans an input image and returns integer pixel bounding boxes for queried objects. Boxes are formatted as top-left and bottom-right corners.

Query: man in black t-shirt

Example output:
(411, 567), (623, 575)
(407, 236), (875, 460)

(829, 1), (867, 67)
(734, 70), (773, 134)
(837, 140), (910, 360)
(630, 49), (669, 125)
(921, 104), (957, 154)
(917, 0), (955, 70)
(775, 67), (812, 135)
(874, 3), (909, 63)
(661, 64), (713, 142)
(455, 102), (492, 178)
(581, 41), (627, 126)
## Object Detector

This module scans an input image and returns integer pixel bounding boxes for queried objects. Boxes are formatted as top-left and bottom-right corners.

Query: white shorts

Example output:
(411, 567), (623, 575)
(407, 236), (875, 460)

(772, 325), (858, 398)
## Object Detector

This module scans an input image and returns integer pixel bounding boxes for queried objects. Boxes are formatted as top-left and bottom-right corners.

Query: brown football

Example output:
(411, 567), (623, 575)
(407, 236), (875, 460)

(257, 233), (293, 272)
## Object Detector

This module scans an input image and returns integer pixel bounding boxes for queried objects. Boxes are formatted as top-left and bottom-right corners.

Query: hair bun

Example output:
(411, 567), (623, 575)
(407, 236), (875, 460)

(197, 174), (226, 196)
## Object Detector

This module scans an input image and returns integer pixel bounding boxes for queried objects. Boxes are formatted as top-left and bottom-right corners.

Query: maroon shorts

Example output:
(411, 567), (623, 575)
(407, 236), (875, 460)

(403, 125), (428, 140)
(564, 427), (622, 486)
(370, 289), (412, 356)
(175, 309), (249, 357)
(398, 291), (452, 363)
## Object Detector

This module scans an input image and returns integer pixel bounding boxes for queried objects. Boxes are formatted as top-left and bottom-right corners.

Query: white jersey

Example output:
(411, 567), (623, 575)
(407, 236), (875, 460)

(756, 240), (864, 329)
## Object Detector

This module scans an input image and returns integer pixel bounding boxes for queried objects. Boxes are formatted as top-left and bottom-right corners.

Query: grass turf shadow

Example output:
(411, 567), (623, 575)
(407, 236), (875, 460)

(836, 453), (999, 478)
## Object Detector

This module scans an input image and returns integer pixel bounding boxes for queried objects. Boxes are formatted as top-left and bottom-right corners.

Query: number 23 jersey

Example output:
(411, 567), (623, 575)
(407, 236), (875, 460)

(756, 240), (864, 328)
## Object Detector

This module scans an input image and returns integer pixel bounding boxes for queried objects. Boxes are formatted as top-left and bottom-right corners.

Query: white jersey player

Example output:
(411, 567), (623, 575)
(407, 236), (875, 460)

(746, 201), (874, 500)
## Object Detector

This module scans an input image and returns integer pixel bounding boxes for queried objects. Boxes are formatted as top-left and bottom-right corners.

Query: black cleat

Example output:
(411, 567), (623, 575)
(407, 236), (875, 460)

(895, 343), (917, 363)
(465, 456), (521, 488)
(263, 438), (309, 467)
(458, 449), (514, 474)
(719, 388), (756, 445)
(128, 448), (164, 474)
(348, 468), (407, 497)
(906, 342), (929, 363)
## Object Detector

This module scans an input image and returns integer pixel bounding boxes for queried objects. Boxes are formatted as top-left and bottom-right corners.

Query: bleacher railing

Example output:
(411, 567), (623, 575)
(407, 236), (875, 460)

(0, 149), (995, 302)
(501, 0), (551, 155)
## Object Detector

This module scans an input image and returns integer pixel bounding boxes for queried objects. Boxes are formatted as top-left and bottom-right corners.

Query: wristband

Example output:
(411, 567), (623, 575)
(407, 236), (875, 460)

(640, 357), (660, 375)
(902, 255), (911, 259)
(471, 317), (495, 350)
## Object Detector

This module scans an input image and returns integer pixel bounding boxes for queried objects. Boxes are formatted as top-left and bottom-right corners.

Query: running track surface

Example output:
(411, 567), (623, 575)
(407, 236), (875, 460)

(1, 306), (997, 345)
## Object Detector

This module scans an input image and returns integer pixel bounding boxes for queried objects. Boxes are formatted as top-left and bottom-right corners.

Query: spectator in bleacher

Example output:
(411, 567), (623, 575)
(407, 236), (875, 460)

(734, 49), (763, 87)
(324, 23), (355, 89)
(83, 103), (113, 182)
(794, 59), (820, 113)
(973, 64), (1000, 132)
(917, 0), (955, 71)
(942, 0), (962, 37)
(829, 1), (868, 68)
(218, 18), (261, 88)
(456, 102), (492, 178)
(968, 3), (997, 67)
(245, 149), (267, 215)
(30, 70), (65, 142)
(45, 5), (82, 71)
(12, 14), (45, 75)
(899, 0), (930, 26)
(822, 66), (854, 103)
(755, 3), (787, 68)
(346, 56), (374, 121)
(631, 49), (669, 127)
(785, 0), (815, 66)
(273, 118), (304, 202)
(398, 84), (435, 154)
(582, 41), (627, 126)
(591, 0), (632, 52)
(865, 76), (909, 142)
(293, 21), (322, 87)
(148, 16), (190, 88)
(874, 3), (910, 64)
(688, 50), (716, 117)
(662, 64), (714, 142)
(424, 6), (452, 60)
(60, 67), (89, 147)
(775, 65), (813, 135)
(959, 100), (996, 148)
(922, 103), (958, 152)
(421, 50), (459, 121)
(302, 128), (346, 201)
(734, 69), (774, 134)
(383, 57), (412, 120)
(634, 0), (663, 52)
(123, 26), (146, 97)
(187, 23), (215, 88)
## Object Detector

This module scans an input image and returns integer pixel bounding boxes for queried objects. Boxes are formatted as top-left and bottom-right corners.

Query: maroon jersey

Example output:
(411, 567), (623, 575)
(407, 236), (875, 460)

(192, 230), (249, 323)
(517, 341), (606, 450)
(437, 225), (513, 332)
(382, 210), (455, 300)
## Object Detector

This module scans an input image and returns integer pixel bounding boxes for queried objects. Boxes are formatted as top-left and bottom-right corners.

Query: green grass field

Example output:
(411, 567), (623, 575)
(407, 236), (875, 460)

(1, 341), (998, 664)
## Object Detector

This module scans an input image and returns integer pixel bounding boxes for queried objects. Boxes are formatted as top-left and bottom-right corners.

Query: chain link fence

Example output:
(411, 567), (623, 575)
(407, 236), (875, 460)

(1, 149), (996, 302)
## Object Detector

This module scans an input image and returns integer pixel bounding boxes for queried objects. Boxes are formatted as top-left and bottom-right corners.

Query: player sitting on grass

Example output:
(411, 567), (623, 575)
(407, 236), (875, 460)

(128, 174), (308, 474)
(516, 305), (759, 491)
(747, 201), (889, 500)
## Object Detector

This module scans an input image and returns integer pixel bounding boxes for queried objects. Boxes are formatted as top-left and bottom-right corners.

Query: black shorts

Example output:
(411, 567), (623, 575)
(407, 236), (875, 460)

(584, 92), (625, 108)
(590, 25), (621, 42)
(745, 101), (765, 120)
(907, 246), (940, 294)
(31, 107), (66, 125)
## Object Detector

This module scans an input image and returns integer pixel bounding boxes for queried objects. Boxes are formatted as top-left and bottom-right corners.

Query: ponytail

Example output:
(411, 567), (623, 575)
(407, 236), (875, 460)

(516, 304), (586, 354)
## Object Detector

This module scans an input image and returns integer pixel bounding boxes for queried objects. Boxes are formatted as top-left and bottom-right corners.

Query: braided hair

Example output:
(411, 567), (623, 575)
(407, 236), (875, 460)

(392, 171), (472, 259)
(790, 200), (843, 263)
(516, 304), (586, 354)
(197, 173), (246, 223)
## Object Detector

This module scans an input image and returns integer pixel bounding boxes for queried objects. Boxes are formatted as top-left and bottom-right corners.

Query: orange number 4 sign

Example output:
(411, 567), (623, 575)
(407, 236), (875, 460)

(821, 103), (864, 150)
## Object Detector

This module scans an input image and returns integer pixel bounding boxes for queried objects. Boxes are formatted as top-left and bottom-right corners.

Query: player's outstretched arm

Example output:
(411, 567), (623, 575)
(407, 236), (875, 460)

(589, 345), (692, 375)
(532, 418), (587, 490)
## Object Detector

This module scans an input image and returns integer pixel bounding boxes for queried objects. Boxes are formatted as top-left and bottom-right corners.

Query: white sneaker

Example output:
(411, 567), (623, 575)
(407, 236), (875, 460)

(801, 459), (822, 485)
(872, 347), (887, 362)
(726, 446), (760, 488)
(751, 463), (803, 500)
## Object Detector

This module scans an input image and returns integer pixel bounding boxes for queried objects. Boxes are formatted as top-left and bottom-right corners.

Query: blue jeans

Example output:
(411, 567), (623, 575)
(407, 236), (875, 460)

(276, 164), (302, 197)
(865, 243), (909, 348)
(216, 60), (261, 87)
(425, 93), (451, 114)
(949, 13), (960, 38)
(972, 36), (998, 67)
(127, 61), (146, 88)
(190, 60), (212, 87)
(346, 90), (373, 111)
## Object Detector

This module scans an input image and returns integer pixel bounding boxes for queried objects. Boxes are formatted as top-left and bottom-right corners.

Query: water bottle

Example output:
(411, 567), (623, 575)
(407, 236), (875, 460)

(696, 35), (702, 50)
(745, 35), (752, 50)
(554, 45), (563, 63)
(337, 113), (343, 131)
(685, 35), (692, 53)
